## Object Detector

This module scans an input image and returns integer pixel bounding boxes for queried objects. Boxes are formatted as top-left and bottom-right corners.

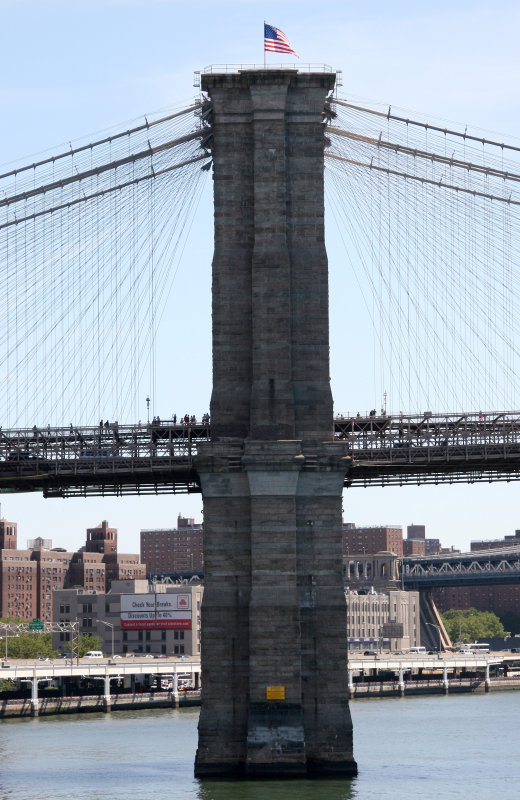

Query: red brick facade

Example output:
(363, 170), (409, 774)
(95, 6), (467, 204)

(140, 515), (204, 575)
(0, 518), (145, 622)
(342, 524), (403, 557)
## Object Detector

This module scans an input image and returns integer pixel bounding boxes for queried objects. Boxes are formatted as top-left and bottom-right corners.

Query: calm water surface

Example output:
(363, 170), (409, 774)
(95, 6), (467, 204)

(1, 692), (519, 800)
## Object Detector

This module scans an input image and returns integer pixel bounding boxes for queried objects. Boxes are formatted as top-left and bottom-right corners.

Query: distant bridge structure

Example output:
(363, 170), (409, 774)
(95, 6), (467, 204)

(345, 544), (520, 590)
(403, 546), (520, 589)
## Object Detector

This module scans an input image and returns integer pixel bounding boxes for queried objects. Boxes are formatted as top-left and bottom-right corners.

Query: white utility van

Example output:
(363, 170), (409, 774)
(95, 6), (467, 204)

(408, 646), (427, 654)
(84, 650), (103, 658)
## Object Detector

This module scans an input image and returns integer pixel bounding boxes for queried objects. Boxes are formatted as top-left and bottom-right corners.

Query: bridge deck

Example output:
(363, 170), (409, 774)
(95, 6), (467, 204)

(1, 411), (520, 496)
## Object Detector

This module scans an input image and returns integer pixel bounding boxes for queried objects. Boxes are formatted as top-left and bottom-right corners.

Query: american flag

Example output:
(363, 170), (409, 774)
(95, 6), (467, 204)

(264, 23), (299, 57)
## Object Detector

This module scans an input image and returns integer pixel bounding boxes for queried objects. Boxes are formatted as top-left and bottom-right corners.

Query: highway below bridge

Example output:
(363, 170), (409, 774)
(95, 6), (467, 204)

(0, 656), (201, 685)
(2, 653), (519, 717)
(1, 410), (520, 497)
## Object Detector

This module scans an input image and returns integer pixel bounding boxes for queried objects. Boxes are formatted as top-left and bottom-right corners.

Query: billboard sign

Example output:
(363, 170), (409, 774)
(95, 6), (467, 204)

(120, 594), (156, 630)
(156, 593), (192, 629)
(120, 593), (192, 630)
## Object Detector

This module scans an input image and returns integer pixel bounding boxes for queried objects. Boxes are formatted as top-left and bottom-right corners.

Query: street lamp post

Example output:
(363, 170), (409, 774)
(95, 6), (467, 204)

(425, 622), (442, 652)
(97, 619), (115, 658)
(1, 631), (19, 660)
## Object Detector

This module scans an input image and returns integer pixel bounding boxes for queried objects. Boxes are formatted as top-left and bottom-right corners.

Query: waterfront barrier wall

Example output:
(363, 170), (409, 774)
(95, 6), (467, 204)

(0, 689), (201, 718)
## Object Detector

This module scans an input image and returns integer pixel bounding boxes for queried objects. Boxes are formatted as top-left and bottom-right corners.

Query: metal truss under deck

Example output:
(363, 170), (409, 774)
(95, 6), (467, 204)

(1, 411), (520, 496)
(0, 420), (206, 497)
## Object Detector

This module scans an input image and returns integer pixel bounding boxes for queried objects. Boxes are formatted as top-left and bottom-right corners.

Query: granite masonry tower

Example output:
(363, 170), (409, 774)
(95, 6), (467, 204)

(194, 69), (357, 778)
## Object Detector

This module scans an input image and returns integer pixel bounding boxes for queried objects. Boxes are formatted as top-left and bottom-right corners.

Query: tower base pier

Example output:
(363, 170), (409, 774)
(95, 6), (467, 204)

(194, 441), (357, 779)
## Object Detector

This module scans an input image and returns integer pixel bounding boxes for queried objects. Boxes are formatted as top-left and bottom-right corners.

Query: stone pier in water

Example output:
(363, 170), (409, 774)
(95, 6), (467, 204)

(194, 69), (357, 779)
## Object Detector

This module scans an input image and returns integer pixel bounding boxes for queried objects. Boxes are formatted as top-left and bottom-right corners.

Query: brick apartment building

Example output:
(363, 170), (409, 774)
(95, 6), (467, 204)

(342, 523), (404, 557)
(403, 524), (441, 557)
(470, 529), (520, 551)
(0, 518), (145, 622)
(140, 515), (203, 576)
(0, 519), (37, 619)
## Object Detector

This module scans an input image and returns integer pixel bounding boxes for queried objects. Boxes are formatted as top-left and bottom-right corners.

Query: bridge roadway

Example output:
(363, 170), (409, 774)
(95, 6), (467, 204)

(1, 410), (520, 497)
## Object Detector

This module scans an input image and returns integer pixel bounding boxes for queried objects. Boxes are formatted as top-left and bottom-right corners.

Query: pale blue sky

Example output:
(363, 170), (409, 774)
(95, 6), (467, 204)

(1, 0), (520, 553)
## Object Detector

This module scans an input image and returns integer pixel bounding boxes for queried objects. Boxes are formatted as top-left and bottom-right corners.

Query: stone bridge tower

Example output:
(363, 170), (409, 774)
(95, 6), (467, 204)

(194, 69), (357, 779)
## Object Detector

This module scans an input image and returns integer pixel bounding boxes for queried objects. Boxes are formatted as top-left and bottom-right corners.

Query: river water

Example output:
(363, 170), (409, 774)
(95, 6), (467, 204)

(1, 692), (519, 800)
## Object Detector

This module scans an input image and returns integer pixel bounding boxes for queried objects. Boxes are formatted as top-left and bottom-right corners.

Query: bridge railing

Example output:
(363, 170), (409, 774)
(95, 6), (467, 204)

(201, 63), (336, 74)
(3, 410), (520, 465)
(334, 410), (520, 450)
(0, 419), (211, 465)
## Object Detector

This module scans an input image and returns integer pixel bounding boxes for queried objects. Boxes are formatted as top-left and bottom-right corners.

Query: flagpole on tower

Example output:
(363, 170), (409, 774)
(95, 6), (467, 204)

(263, 21), (266, 68)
